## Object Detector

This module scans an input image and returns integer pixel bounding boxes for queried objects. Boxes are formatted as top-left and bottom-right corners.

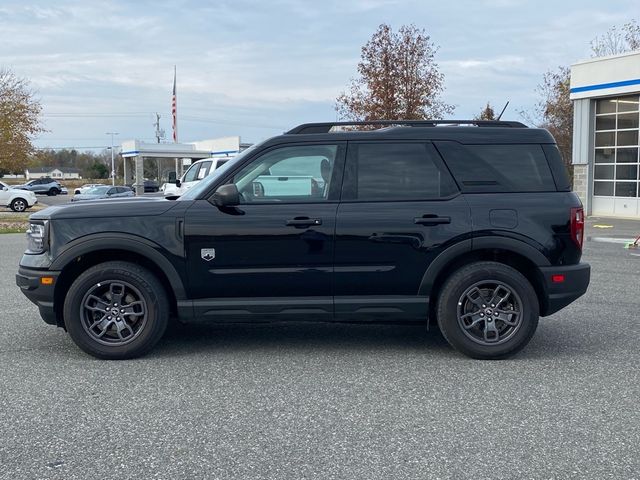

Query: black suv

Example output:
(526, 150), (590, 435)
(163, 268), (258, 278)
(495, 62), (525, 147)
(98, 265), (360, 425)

(16, 120), (590, 360)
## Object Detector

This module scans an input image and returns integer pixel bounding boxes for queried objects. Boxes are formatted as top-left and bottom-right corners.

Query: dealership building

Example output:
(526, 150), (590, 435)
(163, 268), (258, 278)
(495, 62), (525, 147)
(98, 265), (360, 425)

(571, 50), (640, 218)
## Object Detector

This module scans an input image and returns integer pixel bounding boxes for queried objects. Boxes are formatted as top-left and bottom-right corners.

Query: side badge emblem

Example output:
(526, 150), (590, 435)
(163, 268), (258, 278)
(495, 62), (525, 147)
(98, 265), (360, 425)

(201, 248), (216, 261)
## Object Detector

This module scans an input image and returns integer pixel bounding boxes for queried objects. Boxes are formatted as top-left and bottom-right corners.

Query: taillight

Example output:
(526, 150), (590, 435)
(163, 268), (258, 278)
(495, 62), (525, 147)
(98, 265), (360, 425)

(570, 207), (584, 250)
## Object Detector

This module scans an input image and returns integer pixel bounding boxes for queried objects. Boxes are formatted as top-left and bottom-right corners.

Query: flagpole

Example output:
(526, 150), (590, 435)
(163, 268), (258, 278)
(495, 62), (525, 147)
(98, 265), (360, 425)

(173, 65), (178, 143)
(172, 65), (179, 178)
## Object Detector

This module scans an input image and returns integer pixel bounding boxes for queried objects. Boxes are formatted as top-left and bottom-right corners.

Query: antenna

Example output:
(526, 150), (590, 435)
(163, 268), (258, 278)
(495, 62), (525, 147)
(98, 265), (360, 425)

(496, 101), (510, 121)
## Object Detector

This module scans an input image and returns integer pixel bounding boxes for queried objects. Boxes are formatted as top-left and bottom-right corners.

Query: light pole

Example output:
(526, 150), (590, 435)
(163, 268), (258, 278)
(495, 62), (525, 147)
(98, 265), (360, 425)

(106, 132), (119, 185)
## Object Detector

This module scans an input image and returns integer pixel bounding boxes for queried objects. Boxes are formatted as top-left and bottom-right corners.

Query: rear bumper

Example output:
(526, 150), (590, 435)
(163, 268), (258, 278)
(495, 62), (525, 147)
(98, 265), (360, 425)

(16, 266), (61, 326)
(540, 263), (591, 316)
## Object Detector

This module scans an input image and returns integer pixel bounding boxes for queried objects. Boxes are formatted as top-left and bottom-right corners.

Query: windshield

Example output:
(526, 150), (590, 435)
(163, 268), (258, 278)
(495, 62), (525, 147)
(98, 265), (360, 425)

(85, 186), (110, 195)
(177, 143), (262, 201)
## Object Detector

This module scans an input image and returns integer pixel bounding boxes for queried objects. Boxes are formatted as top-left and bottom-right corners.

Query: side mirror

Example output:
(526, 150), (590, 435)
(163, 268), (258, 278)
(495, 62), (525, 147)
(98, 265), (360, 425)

(211, 184), (240, 207)
(175, 179), (182, 188)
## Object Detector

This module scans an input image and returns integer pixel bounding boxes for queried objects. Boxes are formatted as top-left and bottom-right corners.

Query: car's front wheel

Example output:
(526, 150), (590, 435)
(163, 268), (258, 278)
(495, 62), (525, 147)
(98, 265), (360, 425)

(10, 198), (28, 212)
(48, 187), (59, 196)
(436, 261), (539, 359)
(63, 261), (169, 359)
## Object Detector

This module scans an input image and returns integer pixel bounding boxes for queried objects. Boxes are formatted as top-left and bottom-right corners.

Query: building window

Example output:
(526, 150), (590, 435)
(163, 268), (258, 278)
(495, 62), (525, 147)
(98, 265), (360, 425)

(594, 95), (640, 198)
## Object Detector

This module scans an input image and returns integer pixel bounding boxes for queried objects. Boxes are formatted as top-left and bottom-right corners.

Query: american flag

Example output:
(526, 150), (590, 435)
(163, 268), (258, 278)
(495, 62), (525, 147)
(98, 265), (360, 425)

(171, 66), (178, 142)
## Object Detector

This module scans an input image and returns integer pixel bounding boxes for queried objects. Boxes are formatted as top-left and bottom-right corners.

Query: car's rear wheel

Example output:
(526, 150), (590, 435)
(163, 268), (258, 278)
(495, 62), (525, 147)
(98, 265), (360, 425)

(436, 261), (539, 359)
(10, 198), (28, 212)
(63, 261), (169, 359)
(48, 187), (59, 196)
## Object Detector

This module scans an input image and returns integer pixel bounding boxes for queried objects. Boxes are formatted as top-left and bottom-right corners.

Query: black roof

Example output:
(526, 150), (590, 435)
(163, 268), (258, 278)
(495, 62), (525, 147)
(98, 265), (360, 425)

(275, 121), (555, 145)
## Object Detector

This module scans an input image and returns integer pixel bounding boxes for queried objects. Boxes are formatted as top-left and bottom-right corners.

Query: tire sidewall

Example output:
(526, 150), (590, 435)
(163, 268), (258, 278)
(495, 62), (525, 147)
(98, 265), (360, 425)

(437, 262), (539, 359)
(64, 262), (168, 359)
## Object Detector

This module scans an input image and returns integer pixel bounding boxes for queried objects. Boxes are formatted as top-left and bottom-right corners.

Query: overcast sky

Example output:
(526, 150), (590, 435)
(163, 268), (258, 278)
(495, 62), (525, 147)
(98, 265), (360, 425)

(0, 0), (637, 150)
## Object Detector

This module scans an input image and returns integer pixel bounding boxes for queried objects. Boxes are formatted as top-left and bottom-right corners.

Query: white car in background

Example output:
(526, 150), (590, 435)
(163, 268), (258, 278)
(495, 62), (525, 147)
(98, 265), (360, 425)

(0, 181), (38, 212)
(163, 157), (232, 198)
(74, 183), (104, 195)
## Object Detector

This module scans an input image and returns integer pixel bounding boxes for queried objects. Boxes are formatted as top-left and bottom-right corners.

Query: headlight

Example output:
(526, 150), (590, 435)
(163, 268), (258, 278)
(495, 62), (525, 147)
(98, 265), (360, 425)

(26, 221), (48, 254)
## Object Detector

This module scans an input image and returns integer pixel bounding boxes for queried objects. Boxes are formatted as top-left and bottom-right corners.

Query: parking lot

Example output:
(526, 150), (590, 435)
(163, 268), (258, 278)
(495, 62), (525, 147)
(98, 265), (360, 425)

(0, 219), (638, 479)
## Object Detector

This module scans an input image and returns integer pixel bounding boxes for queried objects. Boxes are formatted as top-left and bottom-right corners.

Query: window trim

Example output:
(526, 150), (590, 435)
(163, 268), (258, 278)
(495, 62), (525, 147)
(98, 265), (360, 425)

(341, 140), (460, 203)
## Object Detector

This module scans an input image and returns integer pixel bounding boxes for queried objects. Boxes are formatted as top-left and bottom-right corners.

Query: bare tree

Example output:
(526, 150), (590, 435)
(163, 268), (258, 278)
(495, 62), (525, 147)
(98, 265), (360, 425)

(336, 24), (453, 122)
(524, 18), (639, 172)
(0, 69), (44, 175)
(536, 67), (573, 166)
(474, 102), (496, 121)
(590, 19), (640, 57)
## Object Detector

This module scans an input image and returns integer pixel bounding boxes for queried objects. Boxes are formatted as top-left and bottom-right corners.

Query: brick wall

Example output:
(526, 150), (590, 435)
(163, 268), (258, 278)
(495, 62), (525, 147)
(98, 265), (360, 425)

(572, 164), (588, 206)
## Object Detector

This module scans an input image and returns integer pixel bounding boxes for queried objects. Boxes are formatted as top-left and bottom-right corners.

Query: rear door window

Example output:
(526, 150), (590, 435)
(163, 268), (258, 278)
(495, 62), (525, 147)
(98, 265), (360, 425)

(342, 142), (458, 201)
(434, 142), (556, 192)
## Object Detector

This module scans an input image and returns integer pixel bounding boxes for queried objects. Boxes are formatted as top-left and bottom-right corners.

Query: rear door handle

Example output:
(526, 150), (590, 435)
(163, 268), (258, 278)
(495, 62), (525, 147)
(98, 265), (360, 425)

(286, 217), (322, 228)
(414, 215), (451, 226)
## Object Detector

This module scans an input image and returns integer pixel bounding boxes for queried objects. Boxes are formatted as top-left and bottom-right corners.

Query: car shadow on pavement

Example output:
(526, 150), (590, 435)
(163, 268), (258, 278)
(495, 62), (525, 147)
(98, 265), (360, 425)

(152, 321), (456, 358)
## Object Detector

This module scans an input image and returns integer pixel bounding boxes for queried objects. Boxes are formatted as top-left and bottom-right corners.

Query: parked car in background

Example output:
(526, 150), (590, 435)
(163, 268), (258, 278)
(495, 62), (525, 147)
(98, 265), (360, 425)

(74, 184), (104, 195)
(70, 185), (135, 202)
(128, 180), (160, 193)
(143, 180), (159, 193)
(163, 157), (232, 198)
(15, 177), (67, 196)
(0, 181), (37, 212)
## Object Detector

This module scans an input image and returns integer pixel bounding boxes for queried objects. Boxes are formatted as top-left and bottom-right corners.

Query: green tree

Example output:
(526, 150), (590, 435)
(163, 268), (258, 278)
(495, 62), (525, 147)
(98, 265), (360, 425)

(87, 161), (109, 179)
(336, 24), (453, 122)
(0, 69), (44, 174)
(474, 102), (496, 121)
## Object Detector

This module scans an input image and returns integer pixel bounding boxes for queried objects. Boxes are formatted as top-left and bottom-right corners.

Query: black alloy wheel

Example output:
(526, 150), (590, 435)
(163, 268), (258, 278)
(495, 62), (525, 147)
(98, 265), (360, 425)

(456, 281), (523, 346)
(64, 261), (169, 359)
(80, 280), (148, 346)
(436, 261), (539, 359)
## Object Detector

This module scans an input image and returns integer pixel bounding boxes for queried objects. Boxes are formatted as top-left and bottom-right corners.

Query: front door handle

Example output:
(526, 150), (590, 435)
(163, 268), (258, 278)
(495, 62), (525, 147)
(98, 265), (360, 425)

(414, 215), (451, 226)
(286, 217), (322, 228)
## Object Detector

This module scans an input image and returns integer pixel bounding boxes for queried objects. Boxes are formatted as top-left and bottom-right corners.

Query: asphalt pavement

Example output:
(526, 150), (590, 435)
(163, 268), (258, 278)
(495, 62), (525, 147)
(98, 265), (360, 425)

(0, 222), (639, 480)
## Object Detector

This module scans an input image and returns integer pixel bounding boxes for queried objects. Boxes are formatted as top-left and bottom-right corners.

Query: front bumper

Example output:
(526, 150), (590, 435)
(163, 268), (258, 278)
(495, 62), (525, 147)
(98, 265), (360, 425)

(540, 262), (591, 316)
(16, 266), (61, 326)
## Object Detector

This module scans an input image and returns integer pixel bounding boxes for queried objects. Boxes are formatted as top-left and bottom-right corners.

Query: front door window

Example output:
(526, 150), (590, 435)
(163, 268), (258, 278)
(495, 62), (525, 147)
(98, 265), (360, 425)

(233, 145), (338, 203)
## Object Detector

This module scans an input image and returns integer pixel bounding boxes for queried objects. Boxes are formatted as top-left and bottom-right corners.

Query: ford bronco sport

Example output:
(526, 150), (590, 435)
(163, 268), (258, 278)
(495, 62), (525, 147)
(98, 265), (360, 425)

(16, 120), (590, 359)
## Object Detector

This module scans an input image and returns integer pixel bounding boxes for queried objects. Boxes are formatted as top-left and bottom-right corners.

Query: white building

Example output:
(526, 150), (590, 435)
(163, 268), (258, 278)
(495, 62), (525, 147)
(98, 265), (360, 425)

(570, 50), (640, 218)
(120, 136), (246, 194)
(26, 167), (82, 180)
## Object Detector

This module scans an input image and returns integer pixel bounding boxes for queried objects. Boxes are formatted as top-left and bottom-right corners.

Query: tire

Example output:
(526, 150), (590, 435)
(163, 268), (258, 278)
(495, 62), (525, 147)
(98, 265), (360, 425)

(436, 261), (539, 359)
(10, 198), (28, 212)
(48, 187), (59, 196)
(63, 261), (169, 359)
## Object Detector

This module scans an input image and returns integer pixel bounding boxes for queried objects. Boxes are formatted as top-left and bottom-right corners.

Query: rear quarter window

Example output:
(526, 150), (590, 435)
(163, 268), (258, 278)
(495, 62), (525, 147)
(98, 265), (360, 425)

(435, 142), (556, 193)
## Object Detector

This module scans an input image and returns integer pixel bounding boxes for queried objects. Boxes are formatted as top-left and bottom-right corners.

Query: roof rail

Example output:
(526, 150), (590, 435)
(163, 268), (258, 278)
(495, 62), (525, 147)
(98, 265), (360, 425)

(286, 120), (528, 134)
